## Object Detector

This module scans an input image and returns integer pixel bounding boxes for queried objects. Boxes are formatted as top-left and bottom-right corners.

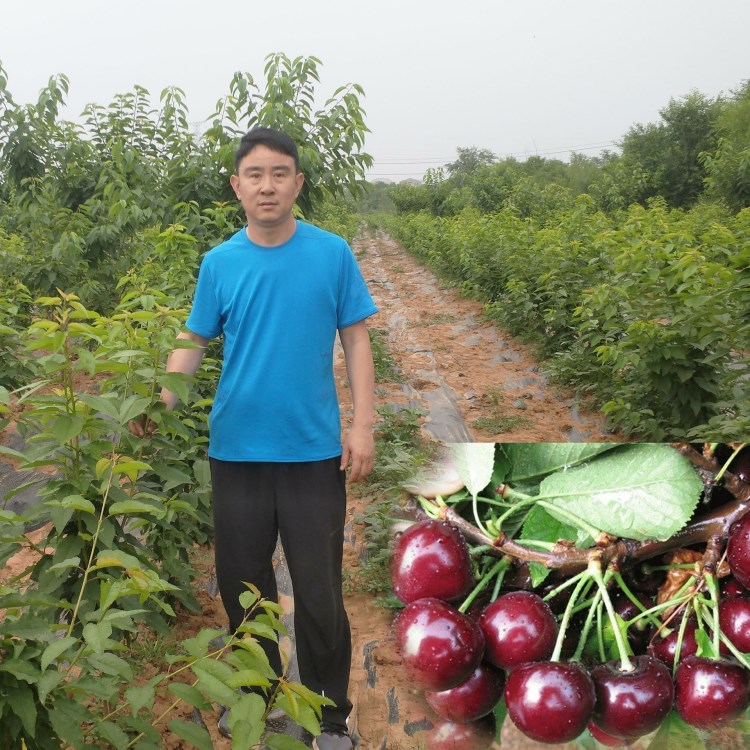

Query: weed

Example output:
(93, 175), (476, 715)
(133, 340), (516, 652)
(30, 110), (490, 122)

(473, 414), (533, 434)
(410, 312), (460, 327)
(369, 328), (404, 383)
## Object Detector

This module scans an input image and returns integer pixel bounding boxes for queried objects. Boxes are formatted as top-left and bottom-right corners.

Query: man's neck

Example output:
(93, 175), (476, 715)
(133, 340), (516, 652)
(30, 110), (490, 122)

(245, 216), (298, 247)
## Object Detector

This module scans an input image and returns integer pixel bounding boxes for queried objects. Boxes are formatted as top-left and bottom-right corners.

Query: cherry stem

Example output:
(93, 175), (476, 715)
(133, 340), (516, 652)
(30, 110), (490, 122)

(670, 605), (694, 678)
(705, 573), (722, 657)
(611, 571), (663, 631)
(550, 572), (591, 663)
(458, 558), (509, 614)
(589, 560), (634, 671)
(573, 583), (602, 663)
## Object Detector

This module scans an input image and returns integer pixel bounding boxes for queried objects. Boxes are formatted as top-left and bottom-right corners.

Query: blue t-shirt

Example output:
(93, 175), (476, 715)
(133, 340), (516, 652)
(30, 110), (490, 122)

(186, 221), (378, 461)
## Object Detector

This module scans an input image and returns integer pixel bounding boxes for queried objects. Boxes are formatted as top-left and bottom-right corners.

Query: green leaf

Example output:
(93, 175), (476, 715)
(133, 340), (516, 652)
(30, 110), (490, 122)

(192, 664), (237, 705)
(108, 499), (164, 517)
(125, 684), (155, 714)
(118, 395), (153, 424)
(0, 658), (42, 682)
(647, 710), (703, 749)
(78, 392), (122, 421)
(239, 587), (260, 610)
(540, 444), (702, 541)
(167, 682), (212, 711)
(506, 443), (617, 482)
(158, 372), (191, 405)
(94, 720), (131, 750)
(83, 621), (113, 654)
(47, 556), (81, 573)
(54, 494), (96, 514)
(85, 651), (133, 680)
(226, 693), (265, 749)
(275, 691), (323, 736)
(49, 698), (88, 748)
(49, 414), (84, 443)
(6, 682), (37, 737)
(41, 635), (79, 671)
(265, 735), (312, 749)
(167, 718), (214, 750)
(449, 442), (495, 499)
(37, 669), (65, 704)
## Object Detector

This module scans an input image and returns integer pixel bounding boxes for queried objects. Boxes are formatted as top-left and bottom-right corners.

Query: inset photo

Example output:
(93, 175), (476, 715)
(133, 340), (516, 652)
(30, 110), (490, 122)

(359, 441), (750, 749)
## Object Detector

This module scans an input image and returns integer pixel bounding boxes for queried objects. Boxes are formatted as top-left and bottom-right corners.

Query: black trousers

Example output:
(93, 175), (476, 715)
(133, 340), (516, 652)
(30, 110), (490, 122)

(209, 457), (352, 730)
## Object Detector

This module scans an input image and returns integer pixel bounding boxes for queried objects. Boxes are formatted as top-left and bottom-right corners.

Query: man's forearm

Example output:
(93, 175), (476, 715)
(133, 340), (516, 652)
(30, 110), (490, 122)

(161, 331), (209, 410)
(340, 321), (375, 428)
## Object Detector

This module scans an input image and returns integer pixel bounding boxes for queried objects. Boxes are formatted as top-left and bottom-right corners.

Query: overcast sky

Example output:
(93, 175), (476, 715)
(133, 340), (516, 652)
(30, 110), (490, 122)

(1, 0), (748, 181)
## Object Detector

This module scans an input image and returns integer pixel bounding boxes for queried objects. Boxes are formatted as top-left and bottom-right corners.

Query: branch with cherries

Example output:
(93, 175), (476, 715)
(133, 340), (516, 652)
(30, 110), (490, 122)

(390, 442), (750, 748)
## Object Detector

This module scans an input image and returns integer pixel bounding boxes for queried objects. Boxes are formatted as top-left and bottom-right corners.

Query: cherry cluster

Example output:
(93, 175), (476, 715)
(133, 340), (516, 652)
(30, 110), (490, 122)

(390, 500), (750, 747)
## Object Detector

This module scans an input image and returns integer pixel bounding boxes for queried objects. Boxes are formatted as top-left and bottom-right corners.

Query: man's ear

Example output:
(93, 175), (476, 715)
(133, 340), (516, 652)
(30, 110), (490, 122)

(295, 172), (305, 197)
(230, 173), (240, 197)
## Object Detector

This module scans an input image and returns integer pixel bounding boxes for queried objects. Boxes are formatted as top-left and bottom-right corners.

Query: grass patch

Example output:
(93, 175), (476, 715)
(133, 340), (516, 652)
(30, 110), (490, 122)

(369, 328), (404, 383)
(472, 388), (533, 433)
(410, 312), (460, 327)
(473, 414), (534, 433)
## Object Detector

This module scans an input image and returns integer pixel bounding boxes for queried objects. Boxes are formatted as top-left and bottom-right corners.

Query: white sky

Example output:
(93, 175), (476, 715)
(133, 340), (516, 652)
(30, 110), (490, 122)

(1, 0), (748, 181)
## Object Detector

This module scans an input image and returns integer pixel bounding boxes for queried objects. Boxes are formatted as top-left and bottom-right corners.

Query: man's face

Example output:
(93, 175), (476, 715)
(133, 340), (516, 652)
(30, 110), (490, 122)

(230, 144), (304, 230)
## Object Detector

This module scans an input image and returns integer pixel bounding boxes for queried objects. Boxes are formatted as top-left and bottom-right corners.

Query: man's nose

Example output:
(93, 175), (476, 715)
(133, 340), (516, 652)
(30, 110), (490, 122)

(259, 174), (275, 192)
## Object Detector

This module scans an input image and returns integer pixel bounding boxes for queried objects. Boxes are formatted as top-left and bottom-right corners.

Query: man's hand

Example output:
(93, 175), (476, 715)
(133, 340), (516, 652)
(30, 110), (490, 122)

(341, 424), (375, 485)
(128, 413), (157, 438)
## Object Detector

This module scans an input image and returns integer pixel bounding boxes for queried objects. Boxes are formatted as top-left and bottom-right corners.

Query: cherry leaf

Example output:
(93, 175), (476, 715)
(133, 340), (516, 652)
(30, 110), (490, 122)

(449, 443), (495, 500)
(540, 444), (702, 541)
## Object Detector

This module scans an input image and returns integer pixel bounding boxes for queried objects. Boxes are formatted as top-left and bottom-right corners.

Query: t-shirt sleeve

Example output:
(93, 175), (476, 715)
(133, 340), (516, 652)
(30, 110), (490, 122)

(186, 258), (223, 339)
(337, 242), (378, 329)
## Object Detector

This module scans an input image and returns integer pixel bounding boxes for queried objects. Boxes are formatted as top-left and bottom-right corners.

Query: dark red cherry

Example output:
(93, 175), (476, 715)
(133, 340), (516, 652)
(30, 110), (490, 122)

(478, 591), (557, 670)
(591, 655), (674, 739)
(588, 721), (628, 747)
(422, 716), (496, 749)
(504, 661), (595, 744)
(647, 619), (699, 666)
(390, 519), (474, 604)
(729, 446), (750, 484)
(393, 597), (485, 691)
(425, 663), (505, 724)
(727, 512), (750, 590)
(721, 576), (747, 597)
(613, 593), (653, 654)
(718, 595), (750, 654)
(675, 656), (750, 728)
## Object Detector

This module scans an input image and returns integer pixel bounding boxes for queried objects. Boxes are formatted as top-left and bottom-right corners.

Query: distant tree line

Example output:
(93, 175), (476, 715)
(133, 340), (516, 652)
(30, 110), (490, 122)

(376, 81), (750, 217)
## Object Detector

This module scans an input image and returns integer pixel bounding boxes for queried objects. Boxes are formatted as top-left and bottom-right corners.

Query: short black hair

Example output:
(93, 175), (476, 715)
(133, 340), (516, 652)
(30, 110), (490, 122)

(234, 127), (300, 173)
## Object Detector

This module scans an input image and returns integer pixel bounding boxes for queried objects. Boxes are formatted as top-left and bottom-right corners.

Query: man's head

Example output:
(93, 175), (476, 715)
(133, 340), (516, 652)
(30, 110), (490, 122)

(234, 127), (300, 174)
(230, 127), (305, 241)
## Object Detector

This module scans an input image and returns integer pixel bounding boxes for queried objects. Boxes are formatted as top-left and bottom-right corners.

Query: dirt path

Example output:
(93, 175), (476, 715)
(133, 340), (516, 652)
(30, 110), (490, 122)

(349, 229), (618, 444)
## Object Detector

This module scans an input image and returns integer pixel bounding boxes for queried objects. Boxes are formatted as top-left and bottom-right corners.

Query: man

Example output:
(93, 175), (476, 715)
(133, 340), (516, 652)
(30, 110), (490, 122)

(133, 127), (377, 749)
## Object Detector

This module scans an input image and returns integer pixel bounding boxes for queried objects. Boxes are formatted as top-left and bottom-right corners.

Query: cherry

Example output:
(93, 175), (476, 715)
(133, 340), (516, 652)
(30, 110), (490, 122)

(613, 593), (652, 654)
(390, 519), (474, 604)
(478, 591), (557, 670)
(393, 597), (485, 691)
(727, 512), (750, 590)
(675, 656), (750, 728)
(729, 446), (750, 484)
(422, 716), (496, 749)
(721, 576), (747, 597)
(588, 721), (629, 747)
(504, 661), (595, 744)
(425, 663), (505, 724)
(718, 595), (750, 654)
(591, 655), (674, 739)
(647, 619), (699, 665)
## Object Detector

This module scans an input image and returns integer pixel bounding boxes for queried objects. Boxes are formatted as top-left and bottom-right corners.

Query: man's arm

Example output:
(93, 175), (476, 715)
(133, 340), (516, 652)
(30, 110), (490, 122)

(128, 329), (209, 436)
(339, 320), (376, 484)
